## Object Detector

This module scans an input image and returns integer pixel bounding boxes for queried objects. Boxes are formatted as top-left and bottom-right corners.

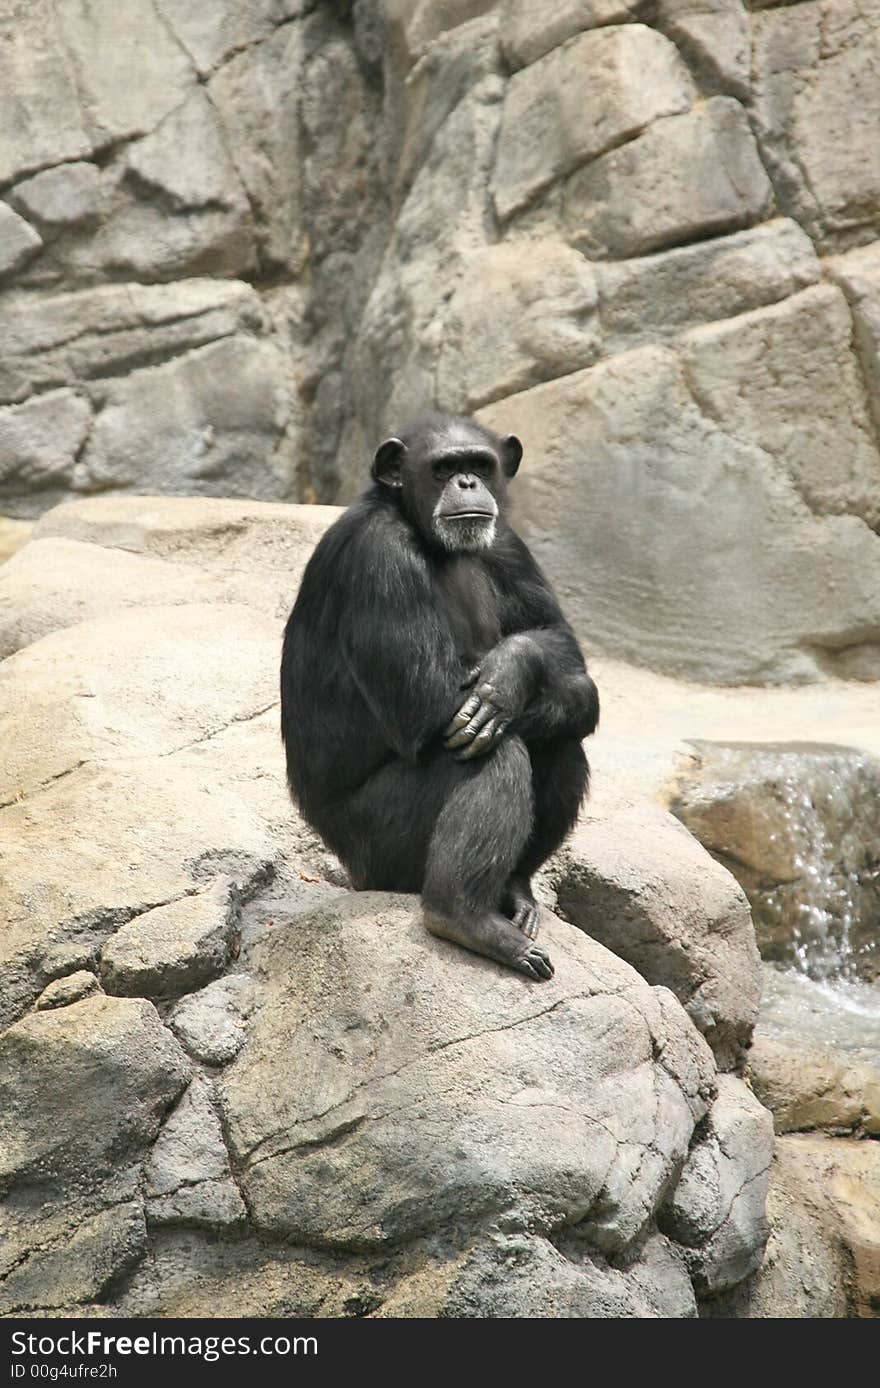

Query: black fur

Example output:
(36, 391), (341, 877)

(281, 414), (599, 979)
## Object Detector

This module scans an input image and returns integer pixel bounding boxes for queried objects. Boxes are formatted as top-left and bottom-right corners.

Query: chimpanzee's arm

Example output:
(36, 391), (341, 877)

(336, 511), (466, 764)
(444, 529), (598, 757)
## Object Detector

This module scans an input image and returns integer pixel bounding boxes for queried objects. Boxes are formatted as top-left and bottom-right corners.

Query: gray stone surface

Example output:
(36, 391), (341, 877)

(544, 792), (761, 1069)
(0, 203), (43, 279)
(145, 1075), (246, 1229)
(596, 219), (820, 353)
(79, 336), (292, 501)
(436, 240), (600, 412)
(680, 286), (880, 530)
(500, 0), (636, 70)
(564, 98), (773, 258)
(168, 974), (257, 1066)
(0, 995), (189, 1192)
(654, 0), (750, 98)
(492, 26), (693, 220)
(220, 893), (716, 1251)
(707, 1135), (880, 1318)
(1, 0), (879, 685)
(0, 1202), (147, 1315)
(662, 1075), (774, 1294)
(826, 241), (880, 437)
(101, 878), (240, 1000)
(0, 495), (780, 1316)
(10, 163), (103, 230)
(752, 0), (880, 248)
(478, 349), (880, 685)
(0, 279), (265, 406)
(748, 1035), (880, 1137)
(0, 390), (92, 511)
(34, 971), (101, 1011)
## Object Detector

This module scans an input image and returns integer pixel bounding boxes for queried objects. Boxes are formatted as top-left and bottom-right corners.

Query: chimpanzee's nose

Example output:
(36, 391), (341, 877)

(456, 474), (477, 489)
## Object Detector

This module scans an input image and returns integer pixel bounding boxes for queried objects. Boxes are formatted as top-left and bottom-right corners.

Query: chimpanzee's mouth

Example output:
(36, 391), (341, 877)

(440, 510), (495, 521)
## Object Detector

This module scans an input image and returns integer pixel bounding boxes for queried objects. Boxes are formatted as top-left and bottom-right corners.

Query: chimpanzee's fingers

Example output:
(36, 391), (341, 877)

(443, 692), (481, 737)
(487, 718), (509, 750)
(454, 715), (502, 760)
(444, 700), (496, 748)
(459, 665), (481, 690)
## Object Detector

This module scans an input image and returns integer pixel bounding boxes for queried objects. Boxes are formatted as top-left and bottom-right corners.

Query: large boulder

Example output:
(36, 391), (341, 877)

(477, 348), (880, 685)
(0, 495), (773, 1316)
(543, 793), (761, 1070)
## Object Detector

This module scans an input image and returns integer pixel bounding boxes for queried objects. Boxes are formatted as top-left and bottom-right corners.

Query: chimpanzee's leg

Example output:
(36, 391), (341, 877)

(331, 735), (553, 980)
(421, 734), (555, 980)
(502, 737), (589, 939)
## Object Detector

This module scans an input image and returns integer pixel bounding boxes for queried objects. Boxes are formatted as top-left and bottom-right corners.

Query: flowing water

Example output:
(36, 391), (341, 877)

(673, 741), (880, 1065)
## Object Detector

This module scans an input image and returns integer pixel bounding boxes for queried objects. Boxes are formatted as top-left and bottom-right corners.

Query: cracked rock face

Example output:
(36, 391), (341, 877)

(0, 493), (774, 1315)
(1, 0), (879, 682)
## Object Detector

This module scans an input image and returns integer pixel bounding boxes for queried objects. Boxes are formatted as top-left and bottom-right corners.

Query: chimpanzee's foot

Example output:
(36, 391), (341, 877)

(501, 876), (540, 940)
(423, 904), (553, 980)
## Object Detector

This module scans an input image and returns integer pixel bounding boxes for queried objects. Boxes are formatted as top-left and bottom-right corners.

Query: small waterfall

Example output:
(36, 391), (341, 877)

(673, 741), (880, 985)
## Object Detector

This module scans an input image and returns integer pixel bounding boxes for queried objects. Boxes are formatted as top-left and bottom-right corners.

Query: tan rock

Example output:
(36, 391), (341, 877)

(492, 25), (693, 220)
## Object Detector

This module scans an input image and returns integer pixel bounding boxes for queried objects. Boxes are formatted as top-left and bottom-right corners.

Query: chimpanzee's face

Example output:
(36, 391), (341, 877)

(371, 417), (522, 554)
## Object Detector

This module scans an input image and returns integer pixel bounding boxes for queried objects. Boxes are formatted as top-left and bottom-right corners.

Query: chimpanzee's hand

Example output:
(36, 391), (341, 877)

(443, 638), (540, 761)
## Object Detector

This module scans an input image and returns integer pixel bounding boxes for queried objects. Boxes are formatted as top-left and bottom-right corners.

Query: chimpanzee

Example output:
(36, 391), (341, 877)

(281, 414), (599, 980)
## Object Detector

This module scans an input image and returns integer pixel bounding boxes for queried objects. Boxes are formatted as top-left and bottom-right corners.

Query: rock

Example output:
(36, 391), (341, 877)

(499, 0), (636, 70)
(0, 994), (189, 1193)
(711, 1135), (880, 1318)
(564, 97), (773, 258)
(154, 0), (306, 76)
(672, 742), (880, 977)
(34, 970), (101, 1011)
(492, 26), (693, 220)
(752, 0), (880, 248)
(389, 13), (502, 197)
(0, 1202), (147, 1315)
(209, 22), (308, 275)
(0, 279), (266, 408)
(115, 1228), (373, 1317)
(10, 163), (103, 230)
(596, 219), (820, 353)
(124, 90), (249, 220)
(0, 516), (32, 564)
(748, 1035), (880, 1136)
(168, 974), (257, 1065)
(436, 240), (600, 412)
(220, 892), (718, 1256)
(389, 0), (499, 67)
(342, 79), (502, 493)
(661, 1075), (774, 1294)
(0, 390), (93, 513)
(680, 286), (880, 531)
(0, 203), (43, 279)
(0, 538), (236, 658)
(545, 792), (761, 1069)
(34, 492), (337, 574)
(0, 0), (195, 184)
(653, 0), (750, 98)
(0, 494), (337, 657)
(384, 1229), (697, 1318)
(478, 347), (880, 685)
(79, 336), (292, 500)
(703, 1140), (851, 1318)
(100, 877), (240, 1000)
(826, 242), (880, 437)
(145, 1076), (246, 1229)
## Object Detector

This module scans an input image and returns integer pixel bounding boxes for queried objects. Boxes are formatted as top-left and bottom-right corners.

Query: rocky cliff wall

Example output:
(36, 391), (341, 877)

(2, 0), (880, 683)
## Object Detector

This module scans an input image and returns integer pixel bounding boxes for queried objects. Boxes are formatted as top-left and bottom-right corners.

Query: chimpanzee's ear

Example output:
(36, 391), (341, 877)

(501, 434), (523, 479)
(371, 437), (406, 487)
